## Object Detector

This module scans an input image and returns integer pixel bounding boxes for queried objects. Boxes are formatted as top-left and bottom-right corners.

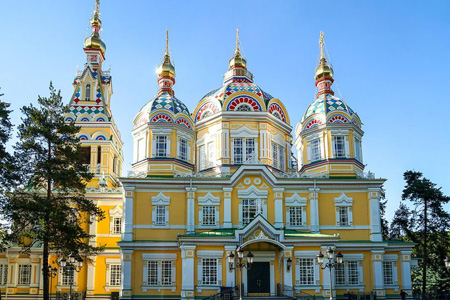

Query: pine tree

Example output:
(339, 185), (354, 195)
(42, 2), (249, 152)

(396, 171), (450, 298)
(6, 83), (105, 300)
(379, 185), (390, 240)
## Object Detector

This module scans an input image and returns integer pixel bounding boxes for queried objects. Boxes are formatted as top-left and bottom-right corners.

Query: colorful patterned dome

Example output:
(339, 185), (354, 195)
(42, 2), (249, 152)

(300, 93), (361, 131)
(139, 92), (190, 115)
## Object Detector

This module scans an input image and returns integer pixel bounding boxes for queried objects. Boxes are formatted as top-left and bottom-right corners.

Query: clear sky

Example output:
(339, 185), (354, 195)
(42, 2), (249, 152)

(0, 0), (449, 222)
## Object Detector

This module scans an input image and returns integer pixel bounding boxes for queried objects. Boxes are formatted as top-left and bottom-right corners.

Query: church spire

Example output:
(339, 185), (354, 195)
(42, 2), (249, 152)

(314, 32), (334, 97)
(229, 28), (247, 70)
(156, 29), (176, 95)
(84, 0), (106, 69)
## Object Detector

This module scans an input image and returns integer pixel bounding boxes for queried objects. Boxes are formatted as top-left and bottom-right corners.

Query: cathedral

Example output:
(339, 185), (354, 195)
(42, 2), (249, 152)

(0, 2), (414, 300)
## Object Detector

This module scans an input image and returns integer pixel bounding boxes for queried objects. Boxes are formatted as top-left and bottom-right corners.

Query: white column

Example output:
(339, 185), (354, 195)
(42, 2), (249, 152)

(372, 250), (385, 298)
(223, 188), (233, 228)
(225, 246), (236, 287)
(259, 129), (269, 159)
(274, 188), (284, 228)
(86, 256), (96, 296)
(283, 247), (294, 288)
(400, 251), (412, 292)
(181, 245), (196, 300)
(186, 186), (196, 233)
(120, 249), (133, 299)
(270, 262), (275, 296)
(368, 188), (383, 241)
(123, 187), (135, 242)
(309, 187), (320, 233)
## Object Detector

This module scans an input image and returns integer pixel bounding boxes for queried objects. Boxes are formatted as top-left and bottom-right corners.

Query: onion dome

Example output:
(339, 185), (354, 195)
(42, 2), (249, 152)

(84, 0), (106, 54)
(299, 32), (361, 132)
(133, 31), (193, 130)
(193, 30), (290, 125)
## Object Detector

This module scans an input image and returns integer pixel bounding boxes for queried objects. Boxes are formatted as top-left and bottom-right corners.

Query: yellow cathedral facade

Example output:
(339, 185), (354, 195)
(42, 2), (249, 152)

(0, 2), (414, 300)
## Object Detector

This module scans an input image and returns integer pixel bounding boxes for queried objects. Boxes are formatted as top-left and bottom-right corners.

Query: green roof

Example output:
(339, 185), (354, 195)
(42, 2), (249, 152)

(178, 229), (235, 238)
(284, 230), (336, 238)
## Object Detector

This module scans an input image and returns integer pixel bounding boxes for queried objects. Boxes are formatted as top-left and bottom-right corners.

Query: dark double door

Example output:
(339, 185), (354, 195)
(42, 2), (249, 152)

(247, 262), (270, 295)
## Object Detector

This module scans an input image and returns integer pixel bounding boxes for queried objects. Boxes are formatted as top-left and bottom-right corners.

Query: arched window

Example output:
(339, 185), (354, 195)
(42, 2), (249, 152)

(236, 104), (252, 111)
(85, 84), (91, 101)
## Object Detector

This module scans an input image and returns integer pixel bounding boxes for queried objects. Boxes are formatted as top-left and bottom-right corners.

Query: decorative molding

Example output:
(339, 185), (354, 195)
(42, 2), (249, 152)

(285, 193), (307, 206)
(230, 126), (258, 138)
(197, 192), (220, 206)
(151, 193), (170, 205)
(196, 250), (223, 259)
(142, 253), (177, 260)
(334, 193), (353, 206)
(237, 185), (268, 199)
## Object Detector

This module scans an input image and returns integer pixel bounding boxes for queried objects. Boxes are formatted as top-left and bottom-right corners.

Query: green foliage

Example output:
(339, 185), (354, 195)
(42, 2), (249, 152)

(390, 170), (450, 295)
(3, 83), (104, 300)
(379, 185), (390, 240)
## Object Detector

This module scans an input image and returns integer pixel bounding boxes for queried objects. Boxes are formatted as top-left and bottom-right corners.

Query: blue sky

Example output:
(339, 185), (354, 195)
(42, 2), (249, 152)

(0, 0), (449, 222)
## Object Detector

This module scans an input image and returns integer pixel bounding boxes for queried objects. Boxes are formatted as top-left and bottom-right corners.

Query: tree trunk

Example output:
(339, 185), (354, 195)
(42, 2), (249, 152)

(422, 197), (428, 300)
(43, 139), (52, 300)
(43, 237), (49, 300)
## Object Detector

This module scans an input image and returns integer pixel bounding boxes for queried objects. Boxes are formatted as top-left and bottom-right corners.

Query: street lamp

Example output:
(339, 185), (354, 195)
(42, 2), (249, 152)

(444, 257), (450, 269)
(49, 266), (57, 300)
(316, 247), (343, 300)
(58, 254), (83, 300)
(227, 247), (254, 300)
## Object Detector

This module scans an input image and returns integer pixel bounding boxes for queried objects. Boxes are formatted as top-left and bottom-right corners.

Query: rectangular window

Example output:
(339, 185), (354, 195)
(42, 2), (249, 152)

(233, 138), (255, 164)
(289, 207), (303, 226)
(242, 199), (259, 225)
(97, 146), (102, 164)
(355, 138), (362, 161)
(202, 258), (217, 285)
(80, 147), (91, 165)
(155, 206), (166, 225)
(338, 207), (349, 226)
(110, 264), (121, 286)
(347, 261), (359, 285)
(272, 143), (278, 169)
(199, 145), (206, 170)
(272, 142), (285, 171)
(207, 142), (215, 167)
(161, 261), (172, 285)
(0, 264), (8, 285)
(333, 136), (346, 157)
(234, 138), (243, 164)
(62, 268), (72, 285)
(298, 258), (314, 285)
(137, 138), (145, 161)
(278, 144), (285, 171)
(310, 139), (321, 161)
(335, 263), (345, 285)
(113, 217), (122, 234)
(202, 206), (216, 226)
(18, 265), (32, 285)
(383, 262), (394, 285)
(155, 136), (167, 157)
(179, 138), (189, 162)
(113, 156), (117, 174)
(148, 261), (158, 285)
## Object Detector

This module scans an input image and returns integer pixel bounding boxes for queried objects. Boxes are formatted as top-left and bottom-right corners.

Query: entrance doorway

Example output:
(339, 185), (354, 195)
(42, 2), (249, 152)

(247, 262), (270, 296)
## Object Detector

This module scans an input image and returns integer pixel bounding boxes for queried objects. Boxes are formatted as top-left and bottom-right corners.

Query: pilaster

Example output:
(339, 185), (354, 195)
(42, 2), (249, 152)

(186, 186), (197, 233)
(86, 256), (96, 296)
(400, 250), (412, 294)
(223, 188), (233, 228)
(123, 186), (135, 241)
(372, 249), (385, 298)
(368, 188), (382, 241)
(120, 249), (134, 299)
(274, 188), (284, 228)
(225, 246), (236, 287)
(309, 187), (320, 233)
(283, 247), (294, 288)
(181, 245), (196, 300)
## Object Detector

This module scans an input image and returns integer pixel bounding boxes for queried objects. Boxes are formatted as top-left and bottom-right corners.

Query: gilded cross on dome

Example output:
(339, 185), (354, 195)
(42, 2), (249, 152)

(319, 31), (325, 60)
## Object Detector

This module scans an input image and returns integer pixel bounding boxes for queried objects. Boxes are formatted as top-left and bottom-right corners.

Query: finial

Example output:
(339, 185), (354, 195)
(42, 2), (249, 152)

(165, 28), (170, 56)
(319, 31), (325, 60)
(235, 28), (240, 55)
(95, 0), (100, 12)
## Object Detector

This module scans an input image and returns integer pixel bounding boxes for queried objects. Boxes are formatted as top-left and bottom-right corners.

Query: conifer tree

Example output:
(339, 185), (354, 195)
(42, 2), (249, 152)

(5, 83), (104, 300)
(391, 171), (450, 298)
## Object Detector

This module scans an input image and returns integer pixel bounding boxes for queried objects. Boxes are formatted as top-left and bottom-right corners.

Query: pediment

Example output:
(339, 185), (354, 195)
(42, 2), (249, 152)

(198, 192), (220, 206)
(334, 193), (353, 206)
(151, 192), (170, 205)
(109, 205), (122, 217)
(285, 193), (307, 206)
(238, 185), (268, 199)
(235, 215), (284, 244)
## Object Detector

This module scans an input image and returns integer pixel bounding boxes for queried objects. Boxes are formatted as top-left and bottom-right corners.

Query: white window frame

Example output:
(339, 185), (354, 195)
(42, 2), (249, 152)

(238, 186), (268, 226)
(152, 193), (170, 227)
(57, 266), (78, 288)
(308, 138), (322, 162)
(154, 135), (168, 157)
(137, 138), (146, 162)
(285, 194), (307, 228)
(105, 259), (122, 290)
(383, 255), (399, 287)
(272, 142), (285, 171)
(178, 137), (189, 162)
(196, 251), (223, 288)
(109, 205), (123, 235)
(142, 253), (177, 292)
(198, 193), (220, 227)
(232, 137), (256, 164)
(330, 130), (350, 159)
(335, 193), (353, 226)
(199, 144), (206, 170)
(207, 142), (215, 168)
(294, 251), (320, 288)
(17, 264), (32, 285)
(0, 263), (8, 285)
(354, 135), (363, 162)
(334, 254), (364, 288)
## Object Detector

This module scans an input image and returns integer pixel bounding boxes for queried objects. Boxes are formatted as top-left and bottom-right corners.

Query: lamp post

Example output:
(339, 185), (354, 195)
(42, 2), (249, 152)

(58, 254), (83, 300)
(227, 247), (254, 300)
(316, 247), (343, 300)
(46, 266), (58, 300)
